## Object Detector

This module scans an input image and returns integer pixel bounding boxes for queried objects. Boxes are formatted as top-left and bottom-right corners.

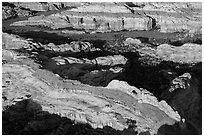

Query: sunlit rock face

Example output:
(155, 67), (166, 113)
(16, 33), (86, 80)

(2, 63), (180, 135)
(9, 2), (201, 34)
(2, 2), (202, 135)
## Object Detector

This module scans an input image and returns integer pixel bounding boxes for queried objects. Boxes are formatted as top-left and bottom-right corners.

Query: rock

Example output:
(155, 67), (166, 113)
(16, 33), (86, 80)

(10, 2), (201, 34)
(13, 2), (49, 11)
(160, 73), (201, 133)
(2, 50), (15, 62)
(106, 80), (181, 122)
(44, 55), (127, 86)
(104, 38), (201, 66)
(2, 2), (202, 135)
(129, 2), (202, 33)
(45, 41), (92, 53)
(169, 73), (191, 92)
(124, 38), (141, 45)
(2, 2), (36, 20)
(2, 62), (180, 134)
(93, 55), (127, 66)
(2, 33), (38, 50)
(12, 2), (85, 12)
(155, 43), (202, 64)
(2, 33), (94, 53)
(48, 55), (127, 70)
(11, 10), (151, 32)
(2, 6), (17, 20)
(80, 69), (122, 86)
(69, 3), (132, 13)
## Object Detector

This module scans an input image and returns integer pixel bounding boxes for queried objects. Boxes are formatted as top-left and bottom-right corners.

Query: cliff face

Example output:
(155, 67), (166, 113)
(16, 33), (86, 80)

(8, 2), (201, 34)
(2, 2), (202, 135)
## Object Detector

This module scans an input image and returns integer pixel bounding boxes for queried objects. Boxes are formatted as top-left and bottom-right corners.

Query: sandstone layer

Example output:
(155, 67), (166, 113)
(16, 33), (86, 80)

(9, 2), (201, 34)
(2, 2), (202, 135)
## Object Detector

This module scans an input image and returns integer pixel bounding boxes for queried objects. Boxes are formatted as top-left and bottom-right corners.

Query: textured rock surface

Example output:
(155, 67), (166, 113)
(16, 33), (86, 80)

(10, 2), (201, 34)
(2, 3), (36, 20)
(2, 2), (202, 135)
(104, 38), (202, 66)
(43, 55), (127, 86)
(2, 63), (179, 135)
(126, 2), (202, 34)
(2, 32), (184, 135)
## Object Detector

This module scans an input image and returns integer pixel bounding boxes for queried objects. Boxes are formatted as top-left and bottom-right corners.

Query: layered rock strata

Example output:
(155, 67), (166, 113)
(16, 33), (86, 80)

(2, 2), (202, 135)
(2, 63), (180, 134)
(9, 2), (201, 34)
(104, 37), (202, 66)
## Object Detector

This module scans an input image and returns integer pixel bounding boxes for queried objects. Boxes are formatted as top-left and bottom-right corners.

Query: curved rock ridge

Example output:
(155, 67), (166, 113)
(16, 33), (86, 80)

(2, 62), (181, 134)
(10, 2), (201, 34)
(106, 80), (181, 122)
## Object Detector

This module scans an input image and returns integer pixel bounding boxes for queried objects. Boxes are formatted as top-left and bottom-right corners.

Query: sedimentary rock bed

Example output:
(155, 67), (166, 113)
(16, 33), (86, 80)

(2, 2), (202, 135)
(9, 2), (202, 34)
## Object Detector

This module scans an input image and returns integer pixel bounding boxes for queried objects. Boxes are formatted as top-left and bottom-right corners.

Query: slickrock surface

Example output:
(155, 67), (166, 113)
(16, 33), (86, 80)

(2, 2), (202, 135)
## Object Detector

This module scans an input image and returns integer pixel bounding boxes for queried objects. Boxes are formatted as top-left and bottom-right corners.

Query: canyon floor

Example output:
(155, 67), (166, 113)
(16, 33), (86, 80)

(2, 2), (202, 135)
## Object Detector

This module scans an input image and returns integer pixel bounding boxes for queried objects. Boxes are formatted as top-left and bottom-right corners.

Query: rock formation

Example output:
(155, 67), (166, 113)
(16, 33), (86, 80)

(8, 2), (201, 34)
(2, 2), (202, 135)
(160, 73), (202, 134)
(2, 62), (180, 134)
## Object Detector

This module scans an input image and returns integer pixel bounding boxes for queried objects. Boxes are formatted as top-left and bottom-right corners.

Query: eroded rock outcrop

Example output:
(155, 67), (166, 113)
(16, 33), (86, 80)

(2, 2), (202, 135)
(43, 55), (127, 86)
(2, 2), (37, 20)
(12, 2), (82, 12)
(125, 2), (202, 34)
(2, 62), (180, 134)
(10, 2), (201, 34)
(2, 32), (99, 53)
(104, 37), (202, 66)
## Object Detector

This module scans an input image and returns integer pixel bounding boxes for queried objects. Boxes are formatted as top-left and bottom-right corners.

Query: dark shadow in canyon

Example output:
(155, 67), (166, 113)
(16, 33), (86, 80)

(3, 27), (202, 46)
(2, 99), (200, 135)
(157, 123), (200, 135)
(2, 99), (139, 135)
(14, 44), (202, 99)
